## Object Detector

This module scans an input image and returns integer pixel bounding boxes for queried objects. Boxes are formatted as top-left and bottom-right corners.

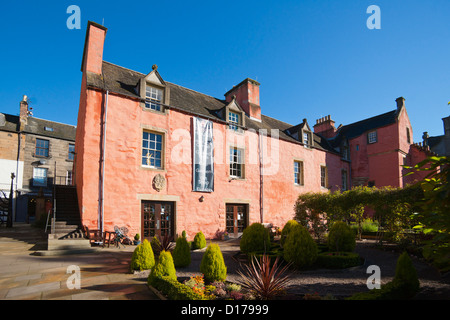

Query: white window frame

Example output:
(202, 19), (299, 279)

(66, 170), (73, 185)
(368, 130), (377, 144)
(228, 111), (240, 131)
(142, 131), (164, 169)
(230, 147), (244, 179)
(294, 161), (304, 185)
(33, 168), (48, 187)
(320, 166), (328, 188)
(145, 86), (163, 111)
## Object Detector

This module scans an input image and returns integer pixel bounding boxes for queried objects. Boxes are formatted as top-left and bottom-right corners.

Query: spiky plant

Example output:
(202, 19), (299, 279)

(237, 255), (292, 300)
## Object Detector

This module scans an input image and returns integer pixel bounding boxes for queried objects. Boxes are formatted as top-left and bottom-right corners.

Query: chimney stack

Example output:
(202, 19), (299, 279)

(224, 78), (261, 121)
(313, 115), (337, 138)
(81, 21), (108, 75)
(396, 97), (406, 112)
(19, 95), (30, 129)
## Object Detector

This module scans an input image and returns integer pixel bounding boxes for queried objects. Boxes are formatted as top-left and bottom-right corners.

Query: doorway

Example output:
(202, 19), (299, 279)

(226, 204), (248, 238)
(141, 201), (175, 240)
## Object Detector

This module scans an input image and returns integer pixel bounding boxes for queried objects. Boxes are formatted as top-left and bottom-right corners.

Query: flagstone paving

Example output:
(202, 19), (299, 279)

(0, 223), (159, 300)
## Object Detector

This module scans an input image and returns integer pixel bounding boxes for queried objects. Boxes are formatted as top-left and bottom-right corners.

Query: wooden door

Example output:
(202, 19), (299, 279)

(226, 204), (248, 238)
(142, 201), (174, 240)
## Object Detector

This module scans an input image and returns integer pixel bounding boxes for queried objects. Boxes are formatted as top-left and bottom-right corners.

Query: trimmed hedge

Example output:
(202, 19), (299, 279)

(316, 252), (362, 269)
(150, 276), (207, 300)
(280, 220), (299, 247)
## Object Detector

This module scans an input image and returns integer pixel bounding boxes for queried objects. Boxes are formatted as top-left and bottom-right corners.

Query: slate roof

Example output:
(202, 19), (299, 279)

(87, 61), (336, 153)
(0, 113), (76, 141)
(327, 109), (399, 148)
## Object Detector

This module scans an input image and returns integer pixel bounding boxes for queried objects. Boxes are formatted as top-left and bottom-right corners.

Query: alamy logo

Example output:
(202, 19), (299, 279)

(66, 265), (81, 289)
(66, 5), (81, 30)
(367, 5), (381, 30)
(366, 265), (381, 289)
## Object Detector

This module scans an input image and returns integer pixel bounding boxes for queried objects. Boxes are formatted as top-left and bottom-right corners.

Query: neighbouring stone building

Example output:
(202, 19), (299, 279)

(0, 96), (76, 223)
(74, 21), (429, 241)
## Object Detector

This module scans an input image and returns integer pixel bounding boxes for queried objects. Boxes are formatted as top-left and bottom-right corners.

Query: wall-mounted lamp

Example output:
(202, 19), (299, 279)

(199, 196), (205, 202)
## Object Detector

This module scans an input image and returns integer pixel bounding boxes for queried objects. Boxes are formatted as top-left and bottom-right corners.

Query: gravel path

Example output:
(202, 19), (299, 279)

(176, 239), (450, 300)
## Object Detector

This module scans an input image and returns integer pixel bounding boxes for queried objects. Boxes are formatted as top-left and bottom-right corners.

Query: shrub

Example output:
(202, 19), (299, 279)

(130, 239), (155, 272)
(392, 251), (420, 297)
(348, 252), (420, 300)
(327, 221), (356, 252)
(280, 220), (299, 247)
(192, 231), (207, 250)
(240, 223), (271, 254)
(148, 250), (177, 285)
(237, 254), (291, 300)
(173, 236), (191, 268)
(150, 276), (207, 300)
(316, 252), (362, 269)
(200, 243), (227, 282)
(283, 224), (318, 268)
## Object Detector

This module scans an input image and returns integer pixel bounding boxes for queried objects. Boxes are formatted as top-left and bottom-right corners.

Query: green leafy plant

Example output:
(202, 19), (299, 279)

(280, 220), (298, 247)
(200, 243), (227, 282)
(148, 250), (177, 285)
(130, 239), (155, 272)
(192, 231), (207, 250)
(283, 224), (318, 268)
(172, 236), (191, 268)
(327, 221), (356, 252)
(237, 254), (291, 300)
(240, 223), (271, 254)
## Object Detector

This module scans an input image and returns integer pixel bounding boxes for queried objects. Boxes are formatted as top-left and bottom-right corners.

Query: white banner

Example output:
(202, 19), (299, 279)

(193, 117), (214, 192)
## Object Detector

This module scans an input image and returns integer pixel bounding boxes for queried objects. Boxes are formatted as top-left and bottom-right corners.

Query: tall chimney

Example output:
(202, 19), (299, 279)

(224, 78), (261, 121)
(313, 115), (337, 138)
(19, 95), (30, 129)
(81, 21), (108, 75)
(396, 97), (406, 112)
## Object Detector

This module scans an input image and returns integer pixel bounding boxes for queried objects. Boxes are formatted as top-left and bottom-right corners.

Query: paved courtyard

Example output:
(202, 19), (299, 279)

(0, 223), (159, 300)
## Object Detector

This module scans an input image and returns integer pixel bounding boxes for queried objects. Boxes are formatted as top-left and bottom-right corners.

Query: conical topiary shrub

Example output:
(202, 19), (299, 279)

(192, 231), (206, 250)
(327, 221), (356, 252)
(393, 251), (420, 297)
(200, 243), (227, 283)
(283, 224), (318, 269)
(130, 239), (155, 272)
(240, 223), (271, 254)
(173, 236), (191, 268)
(280, 220), (299, 247)
(148, 250), (177, 285)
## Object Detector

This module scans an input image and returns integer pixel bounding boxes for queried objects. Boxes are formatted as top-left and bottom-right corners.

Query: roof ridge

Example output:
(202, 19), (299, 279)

(341, 109), (396, 128)
(30, 116), (77, 128)
(102, 60), (226, 103)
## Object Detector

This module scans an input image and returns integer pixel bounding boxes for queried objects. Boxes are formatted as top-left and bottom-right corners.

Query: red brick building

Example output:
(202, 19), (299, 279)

(74, 22), (426, 241)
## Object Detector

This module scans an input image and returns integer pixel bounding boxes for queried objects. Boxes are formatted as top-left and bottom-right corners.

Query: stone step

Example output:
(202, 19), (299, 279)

(47, 238), (91, 251)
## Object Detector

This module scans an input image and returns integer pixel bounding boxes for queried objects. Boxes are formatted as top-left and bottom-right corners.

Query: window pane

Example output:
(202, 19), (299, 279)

(142, 131), (163, 168)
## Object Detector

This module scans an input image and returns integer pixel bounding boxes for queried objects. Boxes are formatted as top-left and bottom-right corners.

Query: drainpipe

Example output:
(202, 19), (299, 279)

(259, 131), (264, 224)
(99, 90), (109, 233)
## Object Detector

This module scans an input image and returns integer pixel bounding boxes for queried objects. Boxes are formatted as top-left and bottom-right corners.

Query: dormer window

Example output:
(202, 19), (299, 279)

(228, 111), (240, 131)
(145, 86), (163, 111)
(303, 131), (312, 148)
(139, 65), (169, 113)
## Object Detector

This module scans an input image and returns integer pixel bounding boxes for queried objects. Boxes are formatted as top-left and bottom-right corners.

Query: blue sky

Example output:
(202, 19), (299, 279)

(1, 0), (449, 142)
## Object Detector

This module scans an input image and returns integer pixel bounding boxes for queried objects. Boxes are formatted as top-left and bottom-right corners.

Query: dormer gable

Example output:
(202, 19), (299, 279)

(138, 65), (170, 112)
(286, 118), (314, 147)
(217, 96), (246, 132)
